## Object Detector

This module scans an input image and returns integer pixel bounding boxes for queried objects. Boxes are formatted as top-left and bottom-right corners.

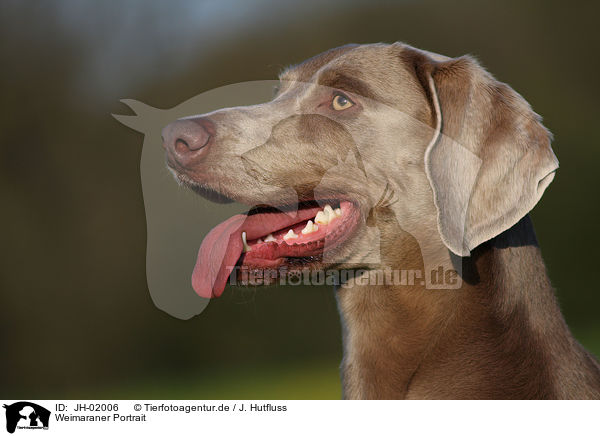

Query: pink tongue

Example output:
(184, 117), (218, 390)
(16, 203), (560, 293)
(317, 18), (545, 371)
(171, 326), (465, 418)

(192, 206), (321, 298)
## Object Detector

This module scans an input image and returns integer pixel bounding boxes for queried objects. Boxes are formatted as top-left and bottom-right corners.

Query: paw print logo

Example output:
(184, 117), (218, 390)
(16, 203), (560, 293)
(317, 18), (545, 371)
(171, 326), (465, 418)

(285, 269), (303, 286)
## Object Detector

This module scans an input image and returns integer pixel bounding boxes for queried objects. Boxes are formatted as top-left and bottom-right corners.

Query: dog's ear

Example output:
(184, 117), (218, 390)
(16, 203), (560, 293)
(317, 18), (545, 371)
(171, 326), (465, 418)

(400, 47), (558, 256)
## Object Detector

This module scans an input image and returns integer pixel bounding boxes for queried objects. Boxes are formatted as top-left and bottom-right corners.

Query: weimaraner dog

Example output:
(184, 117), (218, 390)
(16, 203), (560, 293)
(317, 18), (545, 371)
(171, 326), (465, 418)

(162, 42), (600, 399)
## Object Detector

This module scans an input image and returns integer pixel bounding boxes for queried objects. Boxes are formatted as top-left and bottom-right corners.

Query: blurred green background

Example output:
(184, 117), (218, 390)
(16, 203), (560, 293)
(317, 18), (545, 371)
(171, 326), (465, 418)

(1, 0), (599, 399)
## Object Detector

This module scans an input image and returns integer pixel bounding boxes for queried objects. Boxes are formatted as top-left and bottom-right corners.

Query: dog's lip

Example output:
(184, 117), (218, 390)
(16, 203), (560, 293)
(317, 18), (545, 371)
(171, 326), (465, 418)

(246, 198), (349, 215)
(167, 160), (358, 211)
(170, 167), (357, 213)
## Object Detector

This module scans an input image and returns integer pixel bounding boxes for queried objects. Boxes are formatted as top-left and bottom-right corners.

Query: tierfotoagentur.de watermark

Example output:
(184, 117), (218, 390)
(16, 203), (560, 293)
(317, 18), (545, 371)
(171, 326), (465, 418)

(228, 265), (460, 288)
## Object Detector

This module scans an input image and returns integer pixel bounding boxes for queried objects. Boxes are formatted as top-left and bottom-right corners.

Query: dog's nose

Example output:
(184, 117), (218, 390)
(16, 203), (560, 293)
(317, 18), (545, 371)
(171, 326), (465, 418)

(162, 118), (214, 164)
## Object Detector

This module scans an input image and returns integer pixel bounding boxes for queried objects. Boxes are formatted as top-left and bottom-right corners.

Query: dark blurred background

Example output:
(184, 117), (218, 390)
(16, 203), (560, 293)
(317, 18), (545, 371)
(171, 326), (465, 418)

(1, 0), (599, 399)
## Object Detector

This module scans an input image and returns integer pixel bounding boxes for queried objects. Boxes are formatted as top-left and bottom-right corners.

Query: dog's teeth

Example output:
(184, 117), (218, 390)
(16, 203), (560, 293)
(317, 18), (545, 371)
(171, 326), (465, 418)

(256, 238), (263, 244)
(283, 229), (298, 241)
(323, 204), (338, 223)
(264, 233), (276, 242)
(301, 220), (318, 235)
(316, 205), (339, 225)
(334, 207), (342, 217)
(315, 211), (329, 225)
(242, 231), (251, 252)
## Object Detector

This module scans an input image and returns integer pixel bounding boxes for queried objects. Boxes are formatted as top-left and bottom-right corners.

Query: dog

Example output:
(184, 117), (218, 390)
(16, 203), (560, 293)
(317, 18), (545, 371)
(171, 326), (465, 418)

(161, 42), (600, 399)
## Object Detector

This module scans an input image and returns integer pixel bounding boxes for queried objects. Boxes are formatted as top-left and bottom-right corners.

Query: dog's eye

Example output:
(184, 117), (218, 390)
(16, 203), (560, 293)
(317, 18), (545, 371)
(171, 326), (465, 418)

(332, 93), (354, 111)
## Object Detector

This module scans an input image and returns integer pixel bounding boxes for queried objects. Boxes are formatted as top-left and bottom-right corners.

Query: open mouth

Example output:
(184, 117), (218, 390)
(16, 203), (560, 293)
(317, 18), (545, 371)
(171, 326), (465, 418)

(192, 199), (360, 298)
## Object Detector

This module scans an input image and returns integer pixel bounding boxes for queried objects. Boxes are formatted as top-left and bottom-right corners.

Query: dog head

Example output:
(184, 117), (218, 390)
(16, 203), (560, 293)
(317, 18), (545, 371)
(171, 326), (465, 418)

(161, 42), (558, 297)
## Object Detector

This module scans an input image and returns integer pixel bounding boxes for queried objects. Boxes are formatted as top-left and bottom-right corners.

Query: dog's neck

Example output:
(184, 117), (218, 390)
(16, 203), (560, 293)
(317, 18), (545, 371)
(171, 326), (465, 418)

(335, 215), (592, 399)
